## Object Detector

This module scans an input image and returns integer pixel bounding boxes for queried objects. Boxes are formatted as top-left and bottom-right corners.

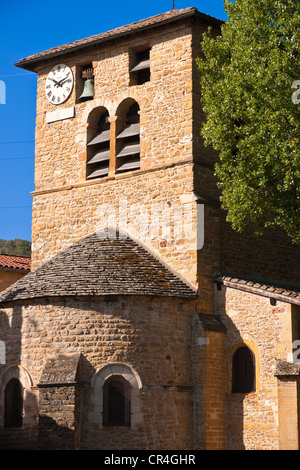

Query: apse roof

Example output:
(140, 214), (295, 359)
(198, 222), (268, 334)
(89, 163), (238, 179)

(0, 232), (198, 306)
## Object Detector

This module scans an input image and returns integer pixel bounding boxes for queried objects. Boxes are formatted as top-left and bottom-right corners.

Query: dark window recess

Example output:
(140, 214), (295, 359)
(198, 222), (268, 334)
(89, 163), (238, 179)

(116, 102), (140, 174)
(232, 346), (256, 394)
(103, 376), (131, 426)
(4, 378), (23, 428)
(86, 111), (110, 179)
(130, 49), (150, 85)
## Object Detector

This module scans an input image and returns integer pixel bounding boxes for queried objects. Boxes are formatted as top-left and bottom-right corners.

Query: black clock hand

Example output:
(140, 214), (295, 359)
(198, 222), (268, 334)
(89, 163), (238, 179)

(49, 77), (61, 87)
(58, 77), (71, 86)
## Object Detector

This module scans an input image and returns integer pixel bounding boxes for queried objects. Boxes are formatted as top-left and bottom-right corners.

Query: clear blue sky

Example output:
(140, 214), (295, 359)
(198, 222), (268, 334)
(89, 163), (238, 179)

(0, 0), (227, 242)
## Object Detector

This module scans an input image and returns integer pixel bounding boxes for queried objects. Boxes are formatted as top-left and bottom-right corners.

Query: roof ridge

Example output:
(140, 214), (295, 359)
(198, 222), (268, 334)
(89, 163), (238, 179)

(0, 232), (198, 305)
(116, 227), (197, 293)
(15, 7), (222, 71)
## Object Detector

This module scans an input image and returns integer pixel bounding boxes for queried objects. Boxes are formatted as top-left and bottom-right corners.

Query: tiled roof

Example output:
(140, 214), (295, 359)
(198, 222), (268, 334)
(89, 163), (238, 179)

(15, 8), (223, 71)
(214, 273), (300, 305)
(0, 253), (31, 272)
(0, 233), (197, 306)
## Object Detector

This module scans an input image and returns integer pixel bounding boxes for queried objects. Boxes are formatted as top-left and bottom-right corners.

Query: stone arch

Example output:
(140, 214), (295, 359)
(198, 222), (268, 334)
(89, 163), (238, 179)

(81, 97), (114, 126)
(0, 365), (35, 428)
(115, 97), (140, 120)
(86, 105), (109, 130)
(90, 362), (143, 429)
(110, 88), (150, 117)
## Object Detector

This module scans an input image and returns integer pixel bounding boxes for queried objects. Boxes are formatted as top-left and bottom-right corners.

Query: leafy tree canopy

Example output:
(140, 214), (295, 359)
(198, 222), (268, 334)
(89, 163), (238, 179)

(0, 239), (31, 256)
(197, 0), (300, 243)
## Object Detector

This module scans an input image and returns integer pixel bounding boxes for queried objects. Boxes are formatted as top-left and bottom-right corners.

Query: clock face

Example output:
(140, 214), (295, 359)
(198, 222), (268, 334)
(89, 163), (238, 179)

(45, 64), (73, 105)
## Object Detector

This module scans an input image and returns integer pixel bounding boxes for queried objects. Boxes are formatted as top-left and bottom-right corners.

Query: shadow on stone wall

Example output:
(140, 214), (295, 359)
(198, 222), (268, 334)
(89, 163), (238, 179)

(216, 286), (254, 450)
(0, 305), (22, 367)
(38, 414), (75, 450)
(220, 213), (299, 287)
(0, 387), (39, 450)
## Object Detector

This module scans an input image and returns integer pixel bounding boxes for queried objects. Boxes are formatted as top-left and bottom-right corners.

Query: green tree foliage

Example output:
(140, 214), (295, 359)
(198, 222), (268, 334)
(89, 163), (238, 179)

(197, 0), (300, 243)
(0, 239), (31, 256)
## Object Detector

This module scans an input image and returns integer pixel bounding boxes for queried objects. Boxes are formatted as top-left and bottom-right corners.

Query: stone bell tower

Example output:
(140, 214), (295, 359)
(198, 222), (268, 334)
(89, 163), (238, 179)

(0, 8), (230, 451)
(16, 7), (222, 292)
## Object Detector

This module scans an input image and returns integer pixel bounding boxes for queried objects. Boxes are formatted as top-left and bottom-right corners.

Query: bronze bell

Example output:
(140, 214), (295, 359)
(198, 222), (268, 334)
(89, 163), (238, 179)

(79, 67), (94, 102)
(79, 78), (94, 102)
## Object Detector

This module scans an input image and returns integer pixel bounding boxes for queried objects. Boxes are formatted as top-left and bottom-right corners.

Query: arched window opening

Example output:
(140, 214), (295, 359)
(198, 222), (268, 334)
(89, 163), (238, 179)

(86, 109), (110, 179)
(232, 346), (256, 394)
(103, 375), (131, 426)
(4, 378), (23, 428)
(116, 102), (140, 174)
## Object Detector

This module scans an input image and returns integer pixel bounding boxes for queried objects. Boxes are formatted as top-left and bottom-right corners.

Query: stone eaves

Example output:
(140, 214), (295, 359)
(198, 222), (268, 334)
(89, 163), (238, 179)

(0, 233), (198, 306)
(37, 353), (81, 387)
(15, 7), (223, 71)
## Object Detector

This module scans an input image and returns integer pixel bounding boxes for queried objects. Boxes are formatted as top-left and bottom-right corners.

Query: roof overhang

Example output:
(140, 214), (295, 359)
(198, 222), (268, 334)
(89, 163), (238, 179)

(214, 273), (300, 306)
(14, 8), (223, 72)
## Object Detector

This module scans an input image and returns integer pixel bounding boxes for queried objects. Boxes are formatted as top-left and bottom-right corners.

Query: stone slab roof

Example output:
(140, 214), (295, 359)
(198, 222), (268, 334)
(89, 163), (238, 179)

(15, 7), (223, 71)
(214, 273), (300, 306)
(38, 353), (81, 387)
(0, 253), (31, 272)
(0, 233), (197, 306)
(274, 358), (300, 377)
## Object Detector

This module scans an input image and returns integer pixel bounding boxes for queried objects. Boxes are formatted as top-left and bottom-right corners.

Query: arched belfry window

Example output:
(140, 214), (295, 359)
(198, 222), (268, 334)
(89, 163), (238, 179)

(4, 378), (23, 428)
(116, 102), (140, 174)
(232, 346), (256, 394)
(103, 375), (131, 426)
(86, 109), (110, 179)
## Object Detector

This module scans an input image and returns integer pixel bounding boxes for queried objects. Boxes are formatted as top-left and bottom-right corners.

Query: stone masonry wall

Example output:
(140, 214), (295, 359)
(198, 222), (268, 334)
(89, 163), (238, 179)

(220, 214), (300, 287)
(0, 296), (197, 449)
(215, 285), (291, 450)
(31, 164), (197, 285)
(31, 21), (201, 289)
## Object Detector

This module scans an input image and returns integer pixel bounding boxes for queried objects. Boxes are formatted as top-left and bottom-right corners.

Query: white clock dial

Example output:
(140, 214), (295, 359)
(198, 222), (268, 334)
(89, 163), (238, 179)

(45, 64), (73, 105)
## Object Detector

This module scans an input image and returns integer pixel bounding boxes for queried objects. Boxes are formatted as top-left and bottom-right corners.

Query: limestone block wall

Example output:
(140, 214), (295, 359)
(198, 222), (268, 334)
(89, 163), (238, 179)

(0, 296), (197, 449)
(215, 285), (292, 450)
(29, 21), (208, 290)
(31, 163), (198, 284)
(191, 314), (226, 450)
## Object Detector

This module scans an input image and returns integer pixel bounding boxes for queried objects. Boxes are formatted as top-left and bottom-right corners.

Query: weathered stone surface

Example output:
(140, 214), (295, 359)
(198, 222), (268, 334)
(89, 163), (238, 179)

(0, 233), (197, 306)
(0, 5), (298, 452)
